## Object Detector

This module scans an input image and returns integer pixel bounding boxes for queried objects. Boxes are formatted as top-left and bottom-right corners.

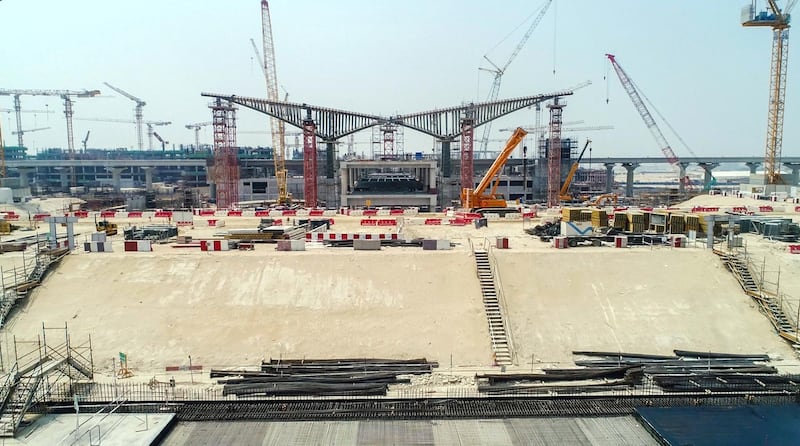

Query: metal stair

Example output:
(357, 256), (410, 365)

(715, 250), (798, 345)
(474, 250), (512, 365)
(0, 373), (42, 437)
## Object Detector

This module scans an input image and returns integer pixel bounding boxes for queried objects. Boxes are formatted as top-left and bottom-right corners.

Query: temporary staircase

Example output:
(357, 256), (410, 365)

(715, 249), (798, 345)
(474, 249), (513, 365)
(0, 343), (93, 437)
(0, 249), (68, 329)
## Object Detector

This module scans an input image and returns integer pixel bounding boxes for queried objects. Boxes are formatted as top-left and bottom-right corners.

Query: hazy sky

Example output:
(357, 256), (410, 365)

(0, 0), (796, 162)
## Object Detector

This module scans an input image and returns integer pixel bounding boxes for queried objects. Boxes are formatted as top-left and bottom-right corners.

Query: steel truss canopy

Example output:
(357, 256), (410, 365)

(201, 90), (574, 140)
(201, 93), (382, 140)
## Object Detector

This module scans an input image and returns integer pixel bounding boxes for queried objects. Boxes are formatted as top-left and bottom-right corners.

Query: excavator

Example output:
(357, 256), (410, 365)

(559, 138), (591, 202)
(460, 127), (527, 215)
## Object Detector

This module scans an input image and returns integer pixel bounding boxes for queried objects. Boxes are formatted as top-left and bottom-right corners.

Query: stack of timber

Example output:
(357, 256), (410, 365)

(669, 214), (686, 234)
(612, 213), (628, 230)
(225, 225), (307, 243)
(212, 358), (437, 397)
(591, 209), (609, 228)
(561, 208), (587, 222)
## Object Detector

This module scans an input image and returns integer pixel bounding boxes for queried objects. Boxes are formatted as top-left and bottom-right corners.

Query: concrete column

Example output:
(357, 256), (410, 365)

(55, 167), (69, 191)
(698, 162), (719, 189)
(325, 141), (336, 179)
(621, 162), (639, 197)
(429, 166), (437, 193)
(784, 163), (800, 186)
(678, 162), (689, 195)
(440, 140), (452, 178)
(106, 167), (125, 192)
(141, 167), (154, 192)
(48, 219), (58, 249)
(340, 166), (349, 206)
(16, 167), (34, 188)
(745, 161), (761, 175)
(604, 163), (615, 193)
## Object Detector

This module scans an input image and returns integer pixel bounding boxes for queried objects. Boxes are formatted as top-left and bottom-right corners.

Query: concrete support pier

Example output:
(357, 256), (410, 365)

(604, 163), (615, 193)
(745, 161), (761, 175)
(55, 167), (69, 191)
(698, 162), (719, 189)
(141, 167), (154, 192)
(440, 139), (453, 178)
(16, 167), (34, 188)
(621, 162), (639, 197)
(106, 167), (125, 192)
(678, 162), (689, 194)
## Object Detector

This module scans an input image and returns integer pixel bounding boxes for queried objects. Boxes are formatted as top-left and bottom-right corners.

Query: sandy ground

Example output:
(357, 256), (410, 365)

(1, 195), (799, 380)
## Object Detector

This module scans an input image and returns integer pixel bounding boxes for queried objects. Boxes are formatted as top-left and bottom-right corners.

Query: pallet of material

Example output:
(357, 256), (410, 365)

(612, 213), (628, 230)
(670, 214), (686, 234)
(627, 212), (646, 233)
(685, 214), (701, 232)
(561, 208), (585, 222)
(591, 209), (608, 228)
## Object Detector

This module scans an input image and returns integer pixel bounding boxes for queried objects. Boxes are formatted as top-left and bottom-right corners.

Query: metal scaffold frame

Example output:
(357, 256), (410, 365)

(210, 99), (239, 209)
(546, 98), (564, 207)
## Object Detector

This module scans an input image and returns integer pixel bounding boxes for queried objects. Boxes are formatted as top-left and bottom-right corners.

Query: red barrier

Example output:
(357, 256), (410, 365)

(33, 213), (50, 221)
(100, 211), (116, 218)
(377, 219), (397, 226)
(127, 211), (143, 218)
(425, 218), (442, 225)
(795, 206), (800, 213)
(362, 209), (378, 216)
(3, 214), (19, 220)
(389, 209), (404, 215)
(154, 211), (172, 218)
(789, 245), (800, 254)
(282, 210), (297, 216)
(691, 206), (720, 213)
(759, 206), (774, 212)
(461, 213), (482, 219)
(522, 212), (536, 219)
(360, 219), (378, 226)
(732, 207), (748, 214)
(227, 210), (242, 217)
(309, 210), (324, 216)
(73, 210), (89, 218)
(255, 210), (270, 217)
(641, 207), (653, 212)
(198, 209), (215, 216)
(613, 207), (628, 212)
(449, 218), (468, 226)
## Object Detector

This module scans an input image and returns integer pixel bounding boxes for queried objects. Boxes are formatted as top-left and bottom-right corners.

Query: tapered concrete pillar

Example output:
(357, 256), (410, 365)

(106, 167), (125, 192)
(440, 139), (452, 178)
(784, 163), (800, 186)
(698, 162), (719, 189)
(16, 167), (34, 188)
(678, 162), (689, 194)
(621, 162), (639, 197)
(745, 162), (761, 175)
(340, 166), (349, 206)
(55, 167), (69, 191)
(604, 163), (615, 193)
(141, 167), (154, 192)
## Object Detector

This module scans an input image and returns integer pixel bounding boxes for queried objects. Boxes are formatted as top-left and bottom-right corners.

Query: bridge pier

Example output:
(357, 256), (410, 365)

(325, 141), (336, 179)
(745, 161), (761, 175)
(784, 163), (800, 186)
(604, 163), (615, 193)
(141, 167), (154, 192)
(439, 139), (453, 178)
(622, 162), (639, 197)
(106, 167), (125, 193)
(16, 167), (35, 189)
(55, 167), (69, 192)
(678, 162), (689, 194)
(698, 162), (719, 189)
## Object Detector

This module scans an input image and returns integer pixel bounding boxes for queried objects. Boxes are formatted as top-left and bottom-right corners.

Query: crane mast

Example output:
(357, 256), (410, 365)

(605, 54), (692, 191)
(103, 82), (146, 151)
(478, 0), (552, 158)
(742, 0), (796, 185)
(261, 0), (289, 204)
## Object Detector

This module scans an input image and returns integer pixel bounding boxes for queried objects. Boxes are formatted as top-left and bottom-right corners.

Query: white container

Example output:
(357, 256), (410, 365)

(436, 239), (451, 250)
(560, 221), (593, 237)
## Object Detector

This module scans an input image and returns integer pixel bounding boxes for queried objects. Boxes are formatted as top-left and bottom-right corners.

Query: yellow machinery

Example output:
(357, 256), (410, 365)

(559, 138), (591, 202)
(591, 193), (618, 207)
(461, 127), (527, 213)
(95, 216), (118, 236)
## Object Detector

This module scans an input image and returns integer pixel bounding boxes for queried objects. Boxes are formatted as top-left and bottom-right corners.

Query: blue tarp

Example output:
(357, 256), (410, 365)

(636, 405), (800, 446)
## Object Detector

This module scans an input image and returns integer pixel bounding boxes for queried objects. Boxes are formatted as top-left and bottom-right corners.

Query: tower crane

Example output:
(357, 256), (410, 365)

(605, 54), (695, 192)
(261, 0), (290, 204)
(103, 82), (146, 151)
(742, 0), (797, 185)
(185, 122), (212, 152)
(0, 89), (100, 154)
(478, 0), (552, 159)
(75, 117), (171, 149)
(11, 127), (50, 136)
(153, 131), (168, 151)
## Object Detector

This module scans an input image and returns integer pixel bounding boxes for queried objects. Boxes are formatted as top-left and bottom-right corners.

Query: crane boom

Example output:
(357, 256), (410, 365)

(261, 0), (289, 204)
(478, 0), (552, 158)
(461, 127), (527, 210)
(605, 54), (692, 190)
(560, 139), (591, 200)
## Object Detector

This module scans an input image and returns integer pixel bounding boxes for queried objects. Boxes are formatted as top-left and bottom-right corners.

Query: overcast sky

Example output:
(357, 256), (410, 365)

(0, 0), (796, 162)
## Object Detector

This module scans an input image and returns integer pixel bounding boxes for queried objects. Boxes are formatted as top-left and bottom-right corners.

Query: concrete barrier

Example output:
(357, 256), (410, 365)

(201, 240), (230, 251)
(84, 241), (112, 252)
(354, 239), (381, 250)
(124, 240), (152, 252)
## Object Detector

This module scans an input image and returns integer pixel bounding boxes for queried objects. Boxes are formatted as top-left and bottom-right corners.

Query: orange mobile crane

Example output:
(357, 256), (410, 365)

(461, 127), (527, 215)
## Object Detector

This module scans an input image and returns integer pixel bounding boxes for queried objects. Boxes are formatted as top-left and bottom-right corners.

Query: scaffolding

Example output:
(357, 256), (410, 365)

(210, 99), (239, 209)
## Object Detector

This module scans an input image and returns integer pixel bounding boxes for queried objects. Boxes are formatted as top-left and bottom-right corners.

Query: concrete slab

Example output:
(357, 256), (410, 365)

(10, 412), (174, 446)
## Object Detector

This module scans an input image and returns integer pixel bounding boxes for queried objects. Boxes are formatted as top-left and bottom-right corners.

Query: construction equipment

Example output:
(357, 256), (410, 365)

(590, 193), (618, 207)
(103, 82), (147, 150)
(742, 0), (797, 185)
(260, 0), (290, 205)
(461, 127), (527, 214)
(605, 54), (696, 193)
(185, 121), (212, 151)
(560, 139), (591, 202)
(11, 126), (50, 136)
(94, 216), (118, 236)
(75, 118), (171, 149)
(81, 130), (90, 152)
(478, 0), (552, 158)
(153, 131), (168, 151)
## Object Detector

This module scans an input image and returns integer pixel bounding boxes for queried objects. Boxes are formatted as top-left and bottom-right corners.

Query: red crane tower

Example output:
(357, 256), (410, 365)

(210, 99), (239, 209)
